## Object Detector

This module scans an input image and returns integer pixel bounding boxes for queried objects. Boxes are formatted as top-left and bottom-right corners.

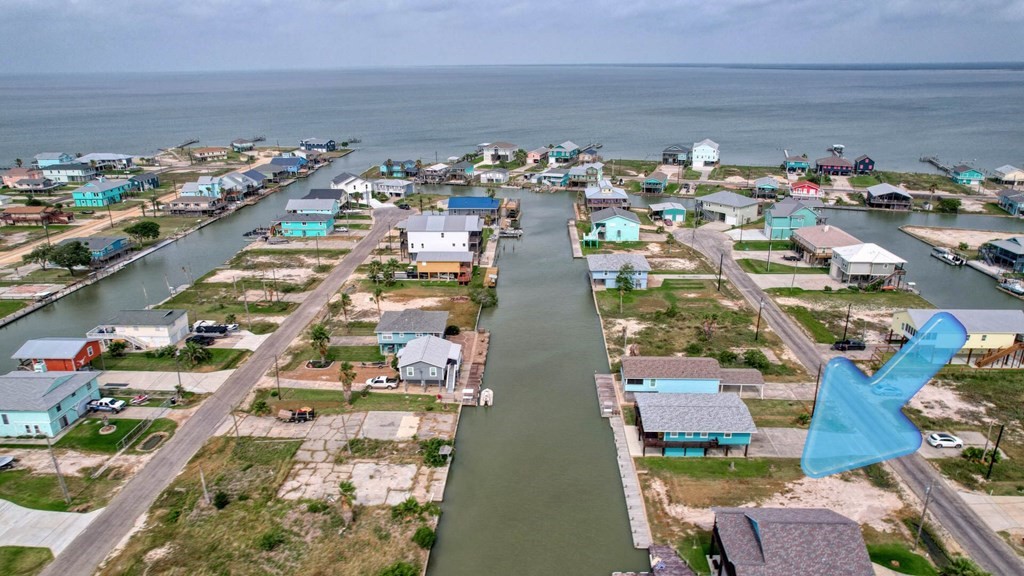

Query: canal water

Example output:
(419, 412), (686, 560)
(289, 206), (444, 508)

(426, 190), (647, 575)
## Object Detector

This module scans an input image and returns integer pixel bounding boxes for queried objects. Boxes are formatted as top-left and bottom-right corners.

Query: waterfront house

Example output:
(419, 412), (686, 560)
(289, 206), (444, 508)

(271, 213), (335, 237)
(87, 309), (189, 350)
(854, 154), (875, 174)
(866, 183), (912, 210)
(12, 338), (103, 372)
(373, 179), (414, 198)
(8, 178), (58, 192)
(269, 156), (307, 174)
(231, 138), (256, 152)
(815, 155), (853, 176)
(75, 153), (135, 171)
(192, 147), (228, 162)
(422, 163), (450, 184)
(710, 508), (874, 576)
(299, 138), (336, 153)
(696, 191), (759, 226)
(448, 161), (475, 181)
(951, 165), (984, 186)
(662, 144), (690, 165)
(481, 142), (517, 165)
(763, 197), (821, 240)
(586, 254), (650, 290)
(286, 198), (339, 216)
(690, 139), (720, 169)
(2, 167), (42, 188)
(568, 162), (604, 188)
(72, 178), (131, 207)
(752, 176), (780, 198)
(791, 224), (861, 266)
(579, 146), (601, 163)
(829, 243), (906, 285)
(783, 154), (810, 174)
(42, 163), (96, 183)
(891, 309), (1024, 366)
(478, 168), (509, 185)
(981, 236), (1024, 272)
(527, 147), (549, 165)
(634, 393), (756, 457)
(169, 195), (226, 216)
(532, 168), (569, 187)
(58, 236), (131, 266)
(195, 176), (223, 198)
(129, 172), (160, 191)
(375, 309), (449, 354)
(621, 356), (763, 396)
(291, 149), (325, 165)
(584, 180), (629, 210)
(642, 171), (669, 194)
(584, 207), (640, 244)
(648, 202), (687, 223)
(220, 172), (262, 199)
(254, 165), (287, 181)
(33, 152), (74, 168)
(410, 251), (473, 282)
(789, 180), (823, 199)
(997, 189), (1024, 216)
(549, 141), (580, 165)
(379, 161), (407, 178)
(1, 206), (73, 225)
(994, 165), (1024, 186)
(399, 214), (483, 261)
(303, 189), (349, 206)
(331, 172), (371, 198)
(241, 169), (268, 189)
(0, 371), (102, 438)
(447, 197), (501, 218)
(397, 335), (463, 392)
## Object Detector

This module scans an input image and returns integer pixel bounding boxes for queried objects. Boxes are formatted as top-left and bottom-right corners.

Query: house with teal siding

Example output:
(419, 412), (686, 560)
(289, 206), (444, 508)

(642, 171), (669, 194)
(649, 202), (687, 223)
(196, 176), (223, 197)
(0, 371), (102, 438)
(763, 197), (822, 240)
(272, 213), (335, 237)
(33, 152), (75, 168)
(783, 154), (810, 174)
(375, 309), (449, 354)
(583, 207), (640, 245)
(634, 392), (756, 457)
(58, 236), (131, 265)
(549, 141), (579, 165)
(951, 165), (984, 186)
(997, 189), (1024, 216)
(621, 356), (764, 396)
(753, 176), (780, 198)
(72, 178), (131, 207)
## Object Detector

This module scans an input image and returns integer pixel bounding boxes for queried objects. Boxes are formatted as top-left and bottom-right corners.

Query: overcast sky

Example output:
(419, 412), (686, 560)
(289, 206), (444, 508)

(3, 0), (1024, 73)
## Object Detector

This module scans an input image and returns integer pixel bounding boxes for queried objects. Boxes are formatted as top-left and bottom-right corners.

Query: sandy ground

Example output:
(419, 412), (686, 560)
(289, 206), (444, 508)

(724, 176), (748, 185)
(647, 257), (702, 271)
(902, 225), (1019, 250)
(4, 448), (155, 477)
(206, 267), (318, 284)
(910, 381), (993, 423)
(774, 296), (898, 343)
(346, 293), (448, 318)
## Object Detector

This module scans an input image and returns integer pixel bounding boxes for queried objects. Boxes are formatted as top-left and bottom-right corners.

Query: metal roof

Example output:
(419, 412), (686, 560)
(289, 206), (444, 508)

(331, 172), (363, 185)
(832, 243), (906, 265)
(766, 198), (821, 218)
(754, 176), (779, 188)
(866, 183), (912, 200)
(556, 140), (579, 151)
(905, 309), (1024, 334)
(986, 236), (1024, 255)
(76, 178), (130, 194)
(34, 152), (69, 160)
(0, 371), (100, 412)
(590, 207), (639, 224)
(397, 335), (461, 369)
(270, 157), (304, 166)
(57, 236), (126, 252)
(241, 169), (267, 182)
(693, 138), (719, 150)
(12, 338), (99, 360)
(414, 251), (474, 263)
(698, 191), (759, 208)
(42, 164), (95, 171)
(447, 197), (501, 210)
(649, 202), (686, 213)
(400, 214), (482, 233)
(663, 144), (691, 153)
(272, 212), (334, 223)
(585, 181), (628, 200)
(105, 309), (187, 327)
(635, 393), (756, 434)
(375, 309), (449, 334)
(75, 153), (134, 162)
(285, 198), (337, 212)
(587, 253), (651, 273)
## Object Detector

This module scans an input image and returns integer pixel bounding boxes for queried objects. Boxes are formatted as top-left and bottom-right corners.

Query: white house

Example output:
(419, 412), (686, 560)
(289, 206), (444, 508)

(994, 165), (1024, 186)
(372, 179), (414, 198)
(830, 243), (906, 285)
(331, 172), (372, 198)
(285, 198), (339, 216)
(41, 163), (97, 183)
(478, 168), (510, 184)
(74, 153), (135, 171)
(481, 142), (517, 165)
(400, 214), (483, 262)
(696, 191), (759, 226)
(690, 139), (720, 168)
(86, 309), (190, 350)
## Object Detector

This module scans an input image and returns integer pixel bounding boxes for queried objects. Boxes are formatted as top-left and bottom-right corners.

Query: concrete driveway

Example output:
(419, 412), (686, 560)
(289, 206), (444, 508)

(97, 370), (234, 394)
(748, 427), (807, 458)
(0, 499), (102, 554)
(917, 430), (991, 460)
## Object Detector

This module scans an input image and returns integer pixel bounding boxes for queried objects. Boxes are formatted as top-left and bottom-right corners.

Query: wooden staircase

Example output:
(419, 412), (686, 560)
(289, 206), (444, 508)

(975, 341), (1024, 368)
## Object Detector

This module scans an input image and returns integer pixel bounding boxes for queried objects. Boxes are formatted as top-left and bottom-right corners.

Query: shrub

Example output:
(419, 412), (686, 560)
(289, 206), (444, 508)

(470, 287), (497, 308)
(717, 350), (738, 364)
(412, 525), (436, 549)
(391, 497), (421, 520)
(823, 285), (832, 292)
(251, 399), (270, 416)
(743, 349), (770, 370)
(684, 342), (703, 356)
(313, 264), (332, 273)
(420, 438), (453, 467)
(445, 325), (461, 336)
(306, 501), (329, 513)
(794, 412), (811, 427)
(256, 527), (286, 551)
(213, 491), (230, 510)
(270, 390), (279, 398)
(379, 562), (419, 576)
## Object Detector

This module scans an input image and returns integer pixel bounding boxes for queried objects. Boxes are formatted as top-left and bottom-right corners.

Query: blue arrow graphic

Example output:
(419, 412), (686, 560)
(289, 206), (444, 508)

(801, 312), (968, 478)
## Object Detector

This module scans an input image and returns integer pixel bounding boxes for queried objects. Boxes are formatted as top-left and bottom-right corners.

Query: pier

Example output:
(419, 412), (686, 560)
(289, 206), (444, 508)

(920, 156), (952, 174)
(568, 219), (583, 258)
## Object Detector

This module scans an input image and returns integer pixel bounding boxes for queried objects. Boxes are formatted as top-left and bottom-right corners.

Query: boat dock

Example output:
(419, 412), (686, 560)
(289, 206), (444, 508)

(920, 156), (952, 174)
(568, 219), (583, 258)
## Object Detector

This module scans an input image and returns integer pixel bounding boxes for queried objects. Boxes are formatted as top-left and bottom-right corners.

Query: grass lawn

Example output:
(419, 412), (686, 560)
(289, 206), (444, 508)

(94, 348), (250, 372)
(0, 546), (53, 576)
(766, 287), (933, 309)
(709, 165), (785, 180)
(867, 544), (938, 576)
(281, 344), (384, 371)
(253, 388), (457, 415)
(606, 159), (659, 177)
(55, 418), (178, 454)
(873, 171), (973, 194)
(99, 436), (429, 576)
(581, 240), (647, 255)
(732, 240), (792, 251)
(736, 259), (827, 275)
(15, 268), (81, 284)
(743, 399), (811, 427)
(848, 175), (881, 188)
(359, 279), (480, 330)
(156, 281), (297, 319)
(981, 202), (1013, 216)
(684, 169), (701, 180)
(783, 305), (838, 343)
(0, 300), (29, 316)
(769, 288), (932, 343)
(693, 184), (720, 196)
(675, 532), (712, 574)
(0, 467), (123, 512)
(106, 215), (207, 244)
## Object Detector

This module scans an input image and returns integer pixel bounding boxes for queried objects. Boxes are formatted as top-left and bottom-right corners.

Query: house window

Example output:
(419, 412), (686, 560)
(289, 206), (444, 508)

(429, 367), (438, 377)
(406, 367), (415, 377)
(87, 381), (93, 390)
(981, 335), (987, 342)
(723, 432), (733, 439)
(626, 379), (643, 386)
(25, 425), (31, 434)
(700, 432), (709, 438)
(55, 402), (61, 412)
(1, 414), (8, 425)
(382, 334), (393, 341)
(34, 425), (41, 434)
(684, 432), (693, 438)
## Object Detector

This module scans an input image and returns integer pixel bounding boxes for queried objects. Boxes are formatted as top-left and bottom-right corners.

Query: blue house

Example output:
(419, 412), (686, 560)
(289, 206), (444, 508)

(272, 213), (335, 237)
(72, 178), (131, 207)
(753, 176), (780, 198)
(586, 254), (650, 290)
(0, 371), (102, 437)
(33, 152), (74, 168)
(634, 392), (756, 457)
(58, 236), (131, 265)
(130, 172), (160, 191)
(783, 154), (810, 174)
(981, 236), (1024, 273)
(662, 144), (690, 165)
(583, 207), (640, 245)
(447, 197), (501, 217)
(951, 165), (984, 186)
(532, 168), (569, 187)
(549, 141), (579, 164)
(642, 171), (669, 194)
(449, 161), (474, 180)
(649, 202), (687, 223)
(997, 189), (1024, 216)
(763, 197), (822, 240)
(196, 176), (223, 197)
(270, 156), (307, 174)
(285, 198), (339, 216)
(620, 356), (764, 396)
(374, 309), (449, 354)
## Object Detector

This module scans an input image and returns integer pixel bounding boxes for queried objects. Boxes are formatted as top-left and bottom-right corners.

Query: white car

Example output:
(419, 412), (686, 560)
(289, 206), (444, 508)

(88, 398), (126, 414)
(926, 432), (963, 449)
(364, 376), (398, 389)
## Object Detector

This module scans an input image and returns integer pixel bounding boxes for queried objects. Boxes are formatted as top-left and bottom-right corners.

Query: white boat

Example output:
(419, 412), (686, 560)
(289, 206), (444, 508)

(930, 246), (966, 266)
(997, 281), (1024, 300)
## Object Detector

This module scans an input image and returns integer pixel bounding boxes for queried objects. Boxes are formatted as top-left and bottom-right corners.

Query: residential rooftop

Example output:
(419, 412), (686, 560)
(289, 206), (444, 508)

(586, 253), (651, 273)
(12, 338), (99, 361)
(375, 310), (449, 334)
(590, 207), (639, 224)
(904, 309), (1024, 334)
(635, 393), (757, 434)
(0, 371), (100, 412)
(397, 335), (461, 368)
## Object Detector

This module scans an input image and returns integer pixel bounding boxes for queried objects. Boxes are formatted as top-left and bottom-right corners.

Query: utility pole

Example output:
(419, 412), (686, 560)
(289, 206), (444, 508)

(199, 466), (211, 504)
(717, 253), (724, 292)
(841, 303), (852, 341)
(755, 299), (764, 341)
(766, 240), (773, 272)
(106, 202), (115, 229)
(274, 354), (282, 399)
(46, 437), (72, 506)
(241, 279), (252, 330)
(986, 424), (1005, 480)
(914, 480), (937, 551)
(314, 235), (321, 267)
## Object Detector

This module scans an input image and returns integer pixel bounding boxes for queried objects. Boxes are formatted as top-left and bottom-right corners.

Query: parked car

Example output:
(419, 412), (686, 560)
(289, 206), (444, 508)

(926, 432), (963, 448)
(225, 323), (240, 332)
(187, 335), (215, 346)
(831, 339), (867, 351)
(396, 203), (411, 210)
(0, 456), (16, 471)
(783, 255), (801, 262)
(365, 376), (399, 389)
(336, 226), (349, 233)
(88, 398), (126, 413)
(195, 325), (228, 336)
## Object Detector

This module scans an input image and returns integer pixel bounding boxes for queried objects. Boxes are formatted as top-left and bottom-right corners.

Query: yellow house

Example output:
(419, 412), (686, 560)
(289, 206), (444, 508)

(412, 251), (473, 283)
(891, 309), (1024, 366)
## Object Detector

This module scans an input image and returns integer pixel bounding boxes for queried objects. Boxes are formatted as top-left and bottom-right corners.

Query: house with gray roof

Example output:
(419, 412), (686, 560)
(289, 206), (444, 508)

(57, 236), (131, 265)
(634, 392), (756, 457)
(586, 253), (650, 289)
(662, 144), (691, 165)
(299, 138), (336, 153)
(981, 236), (1024, 273)
(12, 338), (103, 372)
(481, 141), (517, 165)
(285, 198), (339, 216)
(892, 309), (1024, 365)
(791, 224), (861, 266)
(763, 197), (822, 240)
(710, 508), (873, 576)
(584, 179), (628, 209)
(397, 335), (463, 392)
(74, 152), (135, 171)
(584, 207), (641, 245)
(0, 371), (103, 437)
(374, 310), (449, 354)
(621, 356), (763, 397)
(866, 183), (912, 210)
(696, 191), (760, 226)
(87, 309), (189, 350)
(399, 214), (483, 261)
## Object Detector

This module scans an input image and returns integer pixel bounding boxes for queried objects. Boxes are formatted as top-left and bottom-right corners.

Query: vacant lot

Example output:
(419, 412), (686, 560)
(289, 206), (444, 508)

(0, 546), (53, 576)
(252, 388), (458, 416)
(709, 165), (785, 180)
(95, 348), (250, 372)
(769, 287), (933, 344)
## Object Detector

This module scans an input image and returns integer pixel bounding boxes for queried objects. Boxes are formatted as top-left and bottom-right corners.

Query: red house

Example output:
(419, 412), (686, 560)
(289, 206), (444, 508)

(790, 180), (823, 199)
(12, 338), (103, 371)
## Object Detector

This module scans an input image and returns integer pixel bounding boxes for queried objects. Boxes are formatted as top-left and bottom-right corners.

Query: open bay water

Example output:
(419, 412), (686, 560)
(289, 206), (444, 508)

(3, 64), (1024, 171)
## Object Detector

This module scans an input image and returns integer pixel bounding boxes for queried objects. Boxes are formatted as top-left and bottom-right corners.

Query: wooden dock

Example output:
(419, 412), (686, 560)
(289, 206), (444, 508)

(460, 330), (490, 406)
(595, 373), (618, 417)
(920, 156), (952, 174)
(568, 219), (583, 258)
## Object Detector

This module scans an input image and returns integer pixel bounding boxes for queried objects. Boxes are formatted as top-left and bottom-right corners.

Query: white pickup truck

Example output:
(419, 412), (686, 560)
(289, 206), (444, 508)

(364, 376), (399, 390)
(88, 398), (126, 413)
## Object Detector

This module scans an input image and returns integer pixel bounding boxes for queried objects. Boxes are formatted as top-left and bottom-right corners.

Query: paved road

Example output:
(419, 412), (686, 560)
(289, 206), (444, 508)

(679, 226), (1024, 575)
(42, 207), (405, 576)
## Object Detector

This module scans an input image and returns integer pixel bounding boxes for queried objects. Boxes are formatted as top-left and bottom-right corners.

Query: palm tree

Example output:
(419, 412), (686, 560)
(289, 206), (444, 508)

(179, 341), (211, 367)
(372, 287), (386, 319)
(352, 191), (363, 205)
(14, 158), (22, 168)
(939, 557), (990, 576)
(367, 260), (383, 284)
(338, 480), (356, 525)
(339, 293), (352, 325)
(309, 323), (330, 365)
(385, 258), (401, 285)
(339, 361), (356, 404)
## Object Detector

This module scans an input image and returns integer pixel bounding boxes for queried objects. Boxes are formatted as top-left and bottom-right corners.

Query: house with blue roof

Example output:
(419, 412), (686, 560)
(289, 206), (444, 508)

(634, 392), (757, 457)
(763, 197), (822, 240)
(72, 178), (131, 207)
(270, 156), (307, 174)
(447, 197), (501, 217)
(951, 165), (984, 186)
(583, 207), (640, 245)
(0, 371), (102, 437)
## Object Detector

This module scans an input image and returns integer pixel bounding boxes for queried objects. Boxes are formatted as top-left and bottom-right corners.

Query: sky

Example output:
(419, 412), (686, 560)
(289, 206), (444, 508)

(3, 0), (1024, 73)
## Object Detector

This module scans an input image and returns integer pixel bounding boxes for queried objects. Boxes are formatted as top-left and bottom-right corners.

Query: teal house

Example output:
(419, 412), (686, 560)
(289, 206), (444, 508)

(375, 309), (449, 354)
(997, 189), (1024, 216)
(583, 207), (640, 245)
(642, 171), (669, 194)
(58, 236), (131, 265)
(783, 154), (810, 174)
(951, 165), (984, 186)
(0, 371), (101, 438)
(621, 356), (764, 396)
(272, 213), (335, 237)
(72, 178), (131, 207)
(635, 392), (756, 457)
(549, 141), (579, 165)
(753, 176), (780, 198)
(763, 197), (822, 240)
(649, 202), (687, 223)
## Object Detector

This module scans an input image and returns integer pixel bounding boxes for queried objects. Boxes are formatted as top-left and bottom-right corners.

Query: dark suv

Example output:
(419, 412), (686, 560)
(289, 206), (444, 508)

(187, 335), (215, 346)
(831, 339), (867, 351)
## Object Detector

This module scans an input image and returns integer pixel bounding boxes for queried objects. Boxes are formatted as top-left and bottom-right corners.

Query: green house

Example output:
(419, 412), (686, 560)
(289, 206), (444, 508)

(549, 140), (579, 164)
(583, 207), (640, 245)
(763, 197), (821, 240)
(272, 213), (335, 237)
(951, 165), (984, 186)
